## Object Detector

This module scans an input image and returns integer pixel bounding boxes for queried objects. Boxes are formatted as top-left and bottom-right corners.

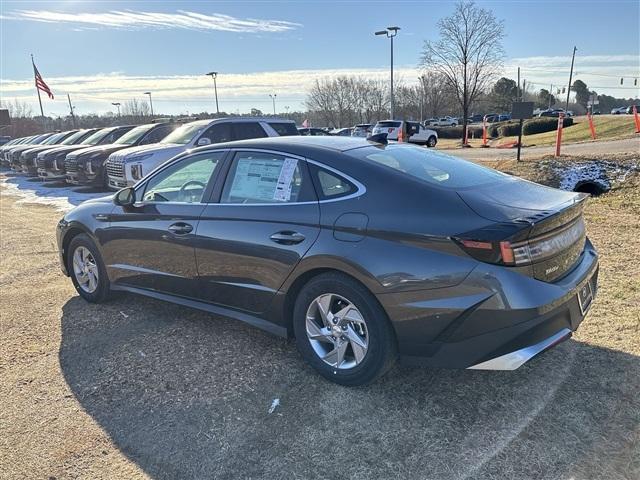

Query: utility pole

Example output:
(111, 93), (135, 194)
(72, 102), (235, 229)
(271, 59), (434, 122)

(375, 27), (400, 119)
(67, 93), (76, 128)
(517, 67), (521, 101)
(269, 94), (277, 115)
(549, 83), (553, 109)
(566, 46), (577, 112)
(206, 71), (220, 114)
(144, 91), (154, 117)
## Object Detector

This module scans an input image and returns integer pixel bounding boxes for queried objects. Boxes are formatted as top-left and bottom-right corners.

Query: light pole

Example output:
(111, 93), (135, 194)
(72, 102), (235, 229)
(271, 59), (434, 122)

(143, 91), (154, 117)
(269, 93), (277, 115)
(418, 75), (426, 123)
(206, 71), (220, 114)
(375, 26), (400, 119)
(112, 102), (121, 116)
(284, 105), (290, 118)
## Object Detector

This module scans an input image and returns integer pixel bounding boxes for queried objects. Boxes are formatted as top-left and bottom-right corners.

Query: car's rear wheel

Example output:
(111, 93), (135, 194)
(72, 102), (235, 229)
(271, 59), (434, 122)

(293, 272), (397, 386)
(67, 233), (111, 303)
(427, 136), (437, 147)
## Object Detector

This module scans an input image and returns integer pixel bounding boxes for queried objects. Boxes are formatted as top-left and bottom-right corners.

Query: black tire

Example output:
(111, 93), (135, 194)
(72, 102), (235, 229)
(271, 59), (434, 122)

(66, 233), (112, 303)
(293, 272), (397, 386)
(427, 136), (437, 147)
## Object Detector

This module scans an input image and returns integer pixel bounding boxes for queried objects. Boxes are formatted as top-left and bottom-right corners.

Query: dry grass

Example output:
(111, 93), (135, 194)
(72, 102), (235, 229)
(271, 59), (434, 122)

(439, 114), (638, 149)
(0, 159), (639, 479)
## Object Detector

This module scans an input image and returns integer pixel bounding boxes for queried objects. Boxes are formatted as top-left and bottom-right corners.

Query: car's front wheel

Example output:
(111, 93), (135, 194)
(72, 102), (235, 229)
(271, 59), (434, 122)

(67, 233), (111, 303)
(293, 272), (397, 386)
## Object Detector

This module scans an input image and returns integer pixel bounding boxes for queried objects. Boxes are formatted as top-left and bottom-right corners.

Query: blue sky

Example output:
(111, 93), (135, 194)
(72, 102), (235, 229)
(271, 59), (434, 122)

(1, 0), (639, 115)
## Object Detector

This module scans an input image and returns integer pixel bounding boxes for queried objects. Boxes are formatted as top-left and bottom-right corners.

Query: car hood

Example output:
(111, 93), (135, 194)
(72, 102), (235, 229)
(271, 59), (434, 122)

(8, 145), (41, 155)
(21, 145), (62, 156)
(110, 143), (184, 161)
(457, 176), (583, 222)
(42, 144), (94, 157)
(73, 143), (126, 158)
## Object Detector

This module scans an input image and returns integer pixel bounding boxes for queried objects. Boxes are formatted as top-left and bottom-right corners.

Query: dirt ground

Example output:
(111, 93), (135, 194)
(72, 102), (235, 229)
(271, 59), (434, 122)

(1, 155), (639, 480)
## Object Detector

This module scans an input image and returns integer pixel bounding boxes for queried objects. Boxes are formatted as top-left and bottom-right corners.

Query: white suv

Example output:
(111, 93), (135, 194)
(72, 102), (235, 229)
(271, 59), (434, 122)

(432, 116), (458, 127)
(105, 117), (298, 190)
(371, 120), (438, 147)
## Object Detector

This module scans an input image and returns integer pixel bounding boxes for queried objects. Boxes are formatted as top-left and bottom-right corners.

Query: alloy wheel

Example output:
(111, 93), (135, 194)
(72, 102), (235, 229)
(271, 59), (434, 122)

(305, 293), (369, 369)
(72, 246), (99, 293)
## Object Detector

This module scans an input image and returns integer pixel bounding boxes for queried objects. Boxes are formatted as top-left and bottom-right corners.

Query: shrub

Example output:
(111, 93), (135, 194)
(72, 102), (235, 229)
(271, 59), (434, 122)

(497, 122), (522, 137)
(522, 116), (573, 135)
(431, 125), (483, 139)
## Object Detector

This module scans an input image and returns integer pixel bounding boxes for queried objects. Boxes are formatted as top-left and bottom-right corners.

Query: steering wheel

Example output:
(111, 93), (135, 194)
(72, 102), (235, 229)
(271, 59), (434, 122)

(179, 180), (207, 202)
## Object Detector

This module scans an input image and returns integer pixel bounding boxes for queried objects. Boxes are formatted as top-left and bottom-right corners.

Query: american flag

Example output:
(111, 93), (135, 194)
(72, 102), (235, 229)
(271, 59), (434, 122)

(32, 59), (54, 100)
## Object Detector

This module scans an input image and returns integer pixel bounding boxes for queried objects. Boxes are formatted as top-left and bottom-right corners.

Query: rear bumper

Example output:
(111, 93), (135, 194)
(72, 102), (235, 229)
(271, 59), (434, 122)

(386, 239), (599, 369)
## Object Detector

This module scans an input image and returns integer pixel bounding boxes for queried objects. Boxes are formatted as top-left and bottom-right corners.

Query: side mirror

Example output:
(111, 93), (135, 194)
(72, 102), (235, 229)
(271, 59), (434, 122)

(114, 186), (136, 207)
(197, 137), (212, 146)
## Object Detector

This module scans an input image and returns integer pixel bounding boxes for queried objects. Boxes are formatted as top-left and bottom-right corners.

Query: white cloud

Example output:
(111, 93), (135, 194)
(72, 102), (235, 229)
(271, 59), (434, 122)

(1, 56), (637, 115)
(3, 9), (302, 33)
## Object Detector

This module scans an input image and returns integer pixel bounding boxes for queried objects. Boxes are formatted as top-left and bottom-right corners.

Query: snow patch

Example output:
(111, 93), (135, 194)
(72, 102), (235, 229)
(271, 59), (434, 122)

(539, 160), (640, 193)
(268, 398), (280, 414)
(0, 171), (110, 212)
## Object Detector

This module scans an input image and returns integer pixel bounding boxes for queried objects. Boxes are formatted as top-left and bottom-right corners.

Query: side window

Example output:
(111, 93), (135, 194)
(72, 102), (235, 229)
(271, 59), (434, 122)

(267, 122), (299, 136)
(233, 122), (268, 141)
(142, 152), (224, 203)
(221, 152), (311, 204)
(312, 166), (356, 199)
(201, 123), (232, 144)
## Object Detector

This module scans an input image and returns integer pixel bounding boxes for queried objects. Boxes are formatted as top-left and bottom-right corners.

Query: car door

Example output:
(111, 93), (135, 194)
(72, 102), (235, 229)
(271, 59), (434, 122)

(195, 149), (320, 314)
(101, 150), (226, 298)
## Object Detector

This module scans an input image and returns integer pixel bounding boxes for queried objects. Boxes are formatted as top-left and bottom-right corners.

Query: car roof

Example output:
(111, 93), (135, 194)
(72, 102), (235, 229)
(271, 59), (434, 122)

(193, 135), (377, 155)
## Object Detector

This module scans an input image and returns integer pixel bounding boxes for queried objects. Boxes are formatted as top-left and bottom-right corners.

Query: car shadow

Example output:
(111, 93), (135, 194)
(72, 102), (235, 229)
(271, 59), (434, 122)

(0, 171), (111, 206)
(59, 295), (640, 480)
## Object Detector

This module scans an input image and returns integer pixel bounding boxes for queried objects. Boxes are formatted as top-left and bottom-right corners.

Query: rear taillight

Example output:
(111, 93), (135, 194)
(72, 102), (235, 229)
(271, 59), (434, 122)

(457, 239), (522, 266)
(455, 216), (585, 267)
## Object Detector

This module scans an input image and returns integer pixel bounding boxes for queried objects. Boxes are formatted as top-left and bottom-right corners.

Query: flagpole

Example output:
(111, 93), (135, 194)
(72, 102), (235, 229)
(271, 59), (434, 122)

(31, 54), (45, 118)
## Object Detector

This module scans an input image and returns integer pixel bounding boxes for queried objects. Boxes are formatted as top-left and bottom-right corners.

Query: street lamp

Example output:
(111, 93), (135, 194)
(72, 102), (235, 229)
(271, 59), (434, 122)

(206, 71), (220, 114)
(269, 93), (277, 115)
(111, 102), (121, 116)
(143, 91), (154, 117)
(284, 105), (290, 118)
(375, 26), (400, 119)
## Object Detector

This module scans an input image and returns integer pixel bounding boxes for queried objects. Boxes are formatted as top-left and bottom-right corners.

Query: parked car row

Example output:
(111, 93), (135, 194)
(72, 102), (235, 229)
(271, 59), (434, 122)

(1, 117), (299, 190)
(611, 105), (638, 114)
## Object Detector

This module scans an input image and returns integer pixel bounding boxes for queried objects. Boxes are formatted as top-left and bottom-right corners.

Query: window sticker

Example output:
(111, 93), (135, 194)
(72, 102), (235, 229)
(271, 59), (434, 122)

(273, 158), (298, 202)
(228, 158), (297, 202)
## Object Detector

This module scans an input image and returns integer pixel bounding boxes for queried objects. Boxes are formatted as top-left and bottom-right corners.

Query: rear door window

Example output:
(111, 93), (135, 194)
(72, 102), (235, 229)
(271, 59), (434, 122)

(232, 122), (268, 141)
(221, 151), (314, 204)
(312, 167), (355, 199)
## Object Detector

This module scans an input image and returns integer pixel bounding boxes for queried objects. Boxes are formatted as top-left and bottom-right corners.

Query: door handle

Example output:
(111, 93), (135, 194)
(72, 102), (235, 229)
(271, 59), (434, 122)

(270, 231), (306, 245)
(168, 222), (193, 235)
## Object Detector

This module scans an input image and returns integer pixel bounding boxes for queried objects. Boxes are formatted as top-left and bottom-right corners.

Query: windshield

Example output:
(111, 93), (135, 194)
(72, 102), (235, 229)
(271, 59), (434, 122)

(42, 132), (66, 145)
(161, 122), (206, 145)
(81, 128), (114, 145)
(346, 144), (507, 189)
(61, 130), (89, 145)
(114, 124), (155, 145)
(32, 134), (52, 144)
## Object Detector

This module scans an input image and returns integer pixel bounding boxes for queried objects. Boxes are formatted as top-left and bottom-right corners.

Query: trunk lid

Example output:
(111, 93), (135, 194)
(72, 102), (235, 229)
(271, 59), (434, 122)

(458, 177), (589, 282)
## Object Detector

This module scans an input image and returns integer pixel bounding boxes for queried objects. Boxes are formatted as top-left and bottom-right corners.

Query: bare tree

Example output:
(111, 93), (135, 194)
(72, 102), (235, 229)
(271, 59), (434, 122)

(5, 99), (34, 118)
(420, 1), (505, 141)
(419, 72), (456, 118)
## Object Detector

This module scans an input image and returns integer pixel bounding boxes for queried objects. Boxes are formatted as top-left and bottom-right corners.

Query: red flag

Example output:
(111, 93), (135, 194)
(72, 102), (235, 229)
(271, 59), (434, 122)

(32, 59), (54, 100)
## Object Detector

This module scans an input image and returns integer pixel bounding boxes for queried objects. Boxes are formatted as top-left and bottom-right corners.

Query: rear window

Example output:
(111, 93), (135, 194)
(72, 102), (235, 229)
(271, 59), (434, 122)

(347, 144), (507, 189)
(376, 121), (401, 128)
(268, 122), (299, 136)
